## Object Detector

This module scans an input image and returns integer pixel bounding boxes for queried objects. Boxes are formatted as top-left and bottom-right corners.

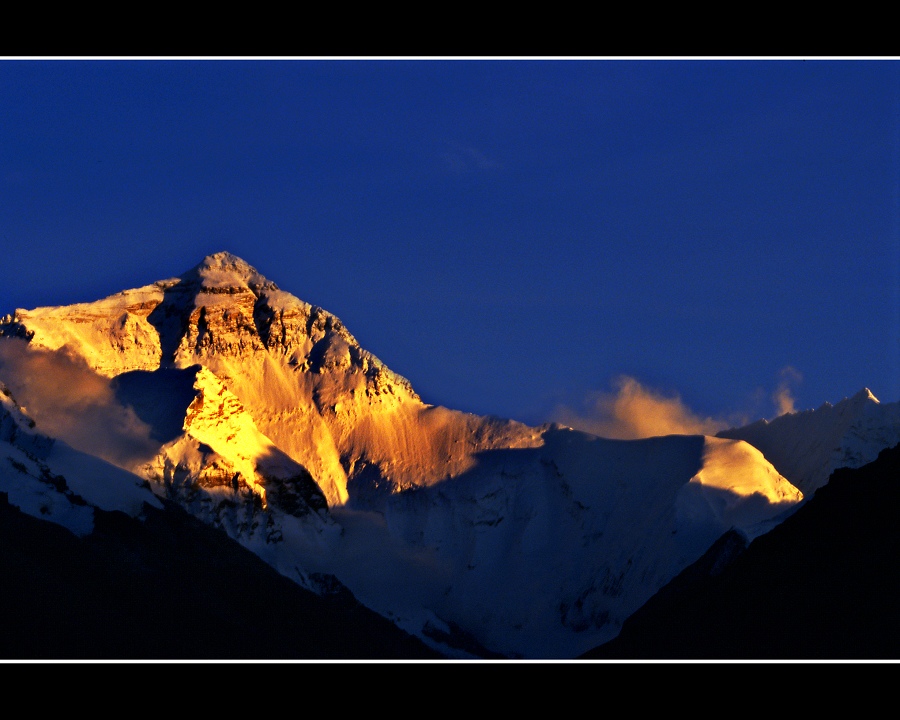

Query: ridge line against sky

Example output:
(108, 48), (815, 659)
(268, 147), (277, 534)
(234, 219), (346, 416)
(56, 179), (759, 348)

(1, 58), (897, 429)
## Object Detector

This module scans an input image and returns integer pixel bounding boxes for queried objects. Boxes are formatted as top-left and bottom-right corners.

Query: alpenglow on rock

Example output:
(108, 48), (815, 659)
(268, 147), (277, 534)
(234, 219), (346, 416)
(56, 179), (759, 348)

(0, 252), (543, 508)
(0, 251), (813, 659)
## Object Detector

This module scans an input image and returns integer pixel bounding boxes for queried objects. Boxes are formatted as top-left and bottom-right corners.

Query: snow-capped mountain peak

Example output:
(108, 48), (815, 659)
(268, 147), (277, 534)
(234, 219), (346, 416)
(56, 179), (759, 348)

(1, 251), (895, 659)
(189, 250), (280, 293)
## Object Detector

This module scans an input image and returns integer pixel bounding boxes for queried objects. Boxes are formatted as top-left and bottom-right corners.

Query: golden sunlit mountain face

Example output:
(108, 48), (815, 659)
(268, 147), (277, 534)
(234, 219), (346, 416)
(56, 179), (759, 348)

(0, 257), (546, 508)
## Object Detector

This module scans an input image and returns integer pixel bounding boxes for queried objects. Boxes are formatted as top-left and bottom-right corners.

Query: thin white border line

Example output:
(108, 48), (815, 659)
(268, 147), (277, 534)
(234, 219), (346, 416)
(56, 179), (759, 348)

(2, 56), (899, 61)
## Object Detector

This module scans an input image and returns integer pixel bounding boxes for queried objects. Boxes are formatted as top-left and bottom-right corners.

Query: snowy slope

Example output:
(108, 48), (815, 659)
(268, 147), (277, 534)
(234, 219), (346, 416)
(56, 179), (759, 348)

(718, 388), (900, 497)
(0, 381), (162, 537)
(306, 428), (801, 658)
(583, 441), (900, 660)
(6, 251), (878, 659)
(0, 379), (445, 660)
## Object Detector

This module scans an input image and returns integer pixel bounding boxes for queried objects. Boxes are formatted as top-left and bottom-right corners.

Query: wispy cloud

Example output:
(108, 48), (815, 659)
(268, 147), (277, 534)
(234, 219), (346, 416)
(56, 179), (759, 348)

(772, 365), (803, 417)
(0, 339), (159, 469)
(553, 366), (807, 440)
(552, 375), (732, 440)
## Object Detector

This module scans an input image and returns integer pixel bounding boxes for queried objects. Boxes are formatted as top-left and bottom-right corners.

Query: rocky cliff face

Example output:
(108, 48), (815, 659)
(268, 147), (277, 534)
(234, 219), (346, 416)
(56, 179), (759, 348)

(137, 365), (331, 543)
(2, 252), (540, 508)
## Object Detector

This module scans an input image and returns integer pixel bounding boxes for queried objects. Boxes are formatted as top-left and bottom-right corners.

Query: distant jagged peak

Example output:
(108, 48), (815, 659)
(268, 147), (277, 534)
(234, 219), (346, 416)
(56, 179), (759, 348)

(851, 387), (879, 404)
(724, 387), (883, 433)
(810, 387), (881, 414)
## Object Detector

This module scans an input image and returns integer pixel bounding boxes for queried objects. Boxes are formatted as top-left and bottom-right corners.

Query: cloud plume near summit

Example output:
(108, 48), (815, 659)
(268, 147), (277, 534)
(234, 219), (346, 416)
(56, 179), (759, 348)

(552, 375), (731, 439)
(553, 368), (807, 440)
(772, 366), (803, 416)
(0, 339), (159, 468)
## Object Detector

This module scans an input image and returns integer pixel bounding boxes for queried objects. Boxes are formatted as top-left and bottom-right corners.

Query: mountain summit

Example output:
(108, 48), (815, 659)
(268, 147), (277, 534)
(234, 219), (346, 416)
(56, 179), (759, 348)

(1, 252), (892, 659)
(2, 252), (544, 507)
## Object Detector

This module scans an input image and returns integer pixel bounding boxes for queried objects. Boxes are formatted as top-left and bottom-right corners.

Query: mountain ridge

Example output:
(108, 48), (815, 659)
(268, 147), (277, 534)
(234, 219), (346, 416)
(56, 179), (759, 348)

(717, 386), (900, 496)
(0, 251), (894, 659)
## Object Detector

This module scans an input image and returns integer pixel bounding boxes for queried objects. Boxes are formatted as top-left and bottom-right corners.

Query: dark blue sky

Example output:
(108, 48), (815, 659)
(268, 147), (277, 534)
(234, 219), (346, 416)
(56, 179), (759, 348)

(1, 58), (897, 428)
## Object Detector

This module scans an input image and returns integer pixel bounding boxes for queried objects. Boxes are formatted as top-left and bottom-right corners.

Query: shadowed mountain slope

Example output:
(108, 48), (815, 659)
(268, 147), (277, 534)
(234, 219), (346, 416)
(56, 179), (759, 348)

(581, 442), (900, 660)
(0, 494), (443, 660)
